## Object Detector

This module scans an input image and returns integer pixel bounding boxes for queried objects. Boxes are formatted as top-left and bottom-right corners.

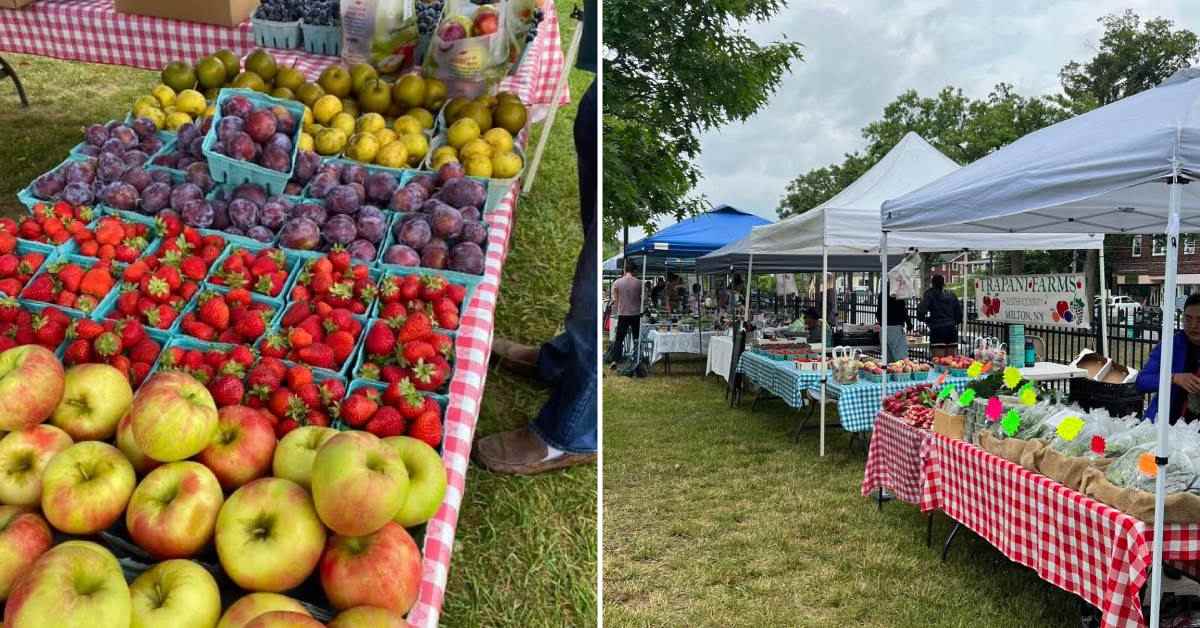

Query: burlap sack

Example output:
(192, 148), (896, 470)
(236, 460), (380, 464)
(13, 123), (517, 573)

(1037, 449), (1114, 492)
(979, 432), (1045, 471)
(1080, 467), (1200, 523)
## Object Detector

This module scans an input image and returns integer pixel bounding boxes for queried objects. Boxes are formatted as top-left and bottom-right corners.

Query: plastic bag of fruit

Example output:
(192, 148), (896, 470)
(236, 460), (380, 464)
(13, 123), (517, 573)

(424, 0), (511, 86)
(1107, 441), (1199, 494)
(341, 0), (421, 74)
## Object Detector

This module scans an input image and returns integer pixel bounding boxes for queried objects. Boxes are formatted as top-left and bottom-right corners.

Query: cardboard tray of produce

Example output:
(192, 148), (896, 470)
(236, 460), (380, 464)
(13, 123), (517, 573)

(113, 0), (258, 28)
(1069, 349), (1109, 380)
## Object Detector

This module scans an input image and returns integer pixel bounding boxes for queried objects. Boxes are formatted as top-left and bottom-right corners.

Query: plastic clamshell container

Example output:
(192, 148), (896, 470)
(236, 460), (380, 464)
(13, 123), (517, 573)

(301, 21), (341, 55)
(251, 15), (302, 49)
(202, 88), (306, 196)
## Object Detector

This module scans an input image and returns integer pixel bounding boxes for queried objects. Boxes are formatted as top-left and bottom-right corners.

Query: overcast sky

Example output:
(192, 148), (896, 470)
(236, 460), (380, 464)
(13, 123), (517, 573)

(625, 0), (1200, 243)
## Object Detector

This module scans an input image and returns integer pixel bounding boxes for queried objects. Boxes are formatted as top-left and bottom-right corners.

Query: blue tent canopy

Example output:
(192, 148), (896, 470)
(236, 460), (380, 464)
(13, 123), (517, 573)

(623, 205), (772, 259)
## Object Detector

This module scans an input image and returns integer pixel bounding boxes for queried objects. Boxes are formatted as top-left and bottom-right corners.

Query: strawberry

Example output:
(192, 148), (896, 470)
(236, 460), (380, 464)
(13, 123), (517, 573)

(22, 275), (54, 302)
(288, 327), (313, 349)
(179, 256), (207, 281)
(326, 330), (356, 365)
(390, 379), (426, 419)
(409, 358), (448, 392)
(365, 322), (395, 356)
(79, 265), (114, 299)
(0, 298), (19, 323)
(431, 333), (454, 359)
(408, 409), (442, 447)
(319, 379), (345, 407)
(229, 345), (255, 367)
(365, 406), (405, 437)
(93, 331), (122, 360)
(130, 362), (151, 386)
(275, 418), (300, 438)
(435, 309), (459, 330)
(445, 283), (467, 304)
(233, 311), (268, 341)
(210, 376), (245, 407)
(225, 288), (253, 309)
(127, 338), (160, 364)
(286, 364), (313, 390)
(398, 311), (432, 343)
(420, 275), (447, 301)
(260, 333), (289, 359)
(380, 365), (407, 384)
(268, 389), (295, 419)
(122, 259), (150, 283)
(282, 301), (312, 327)
(119, 319), (146, 348)
(403, 340), (436, 365)
(341, 394), (378, 428)
(297, 343), (336, 370)
(295, 383), (322, 409)
(197, 293), (230, 330)
(64, 339), (92, 365)
(72, 319), (105, 340)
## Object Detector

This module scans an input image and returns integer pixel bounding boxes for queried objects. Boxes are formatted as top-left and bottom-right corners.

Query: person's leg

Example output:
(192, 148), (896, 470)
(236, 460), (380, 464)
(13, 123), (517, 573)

(475, 80), (598, 474)
(608, 315), (631, 364)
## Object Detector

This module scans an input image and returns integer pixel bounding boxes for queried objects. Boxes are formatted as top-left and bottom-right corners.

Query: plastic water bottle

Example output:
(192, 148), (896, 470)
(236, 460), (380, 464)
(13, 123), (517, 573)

(1025, 340), (1036, 365)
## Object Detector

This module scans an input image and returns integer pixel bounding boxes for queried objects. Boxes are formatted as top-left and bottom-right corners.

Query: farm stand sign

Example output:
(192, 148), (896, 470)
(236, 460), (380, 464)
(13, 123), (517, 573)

(975, 274), (1089, 329)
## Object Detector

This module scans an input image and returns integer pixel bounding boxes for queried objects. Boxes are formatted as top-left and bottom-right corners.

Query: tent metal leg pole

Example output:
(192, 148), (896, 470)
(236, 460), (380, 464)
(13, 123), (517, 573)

(745, 254), (754, 324)
(1099, 247), (1110, 357)
(1150, 180), (1182, 628)
(820, 247), (828, 457)
(880, 232), (889, 405)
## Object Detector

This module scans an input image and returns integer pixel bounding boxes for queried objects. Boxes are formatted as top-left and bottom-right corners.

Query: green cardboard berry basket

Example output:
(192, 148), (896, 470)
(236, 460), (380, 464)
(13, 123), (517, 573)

(252, 15), (303, 49)
(301, 22), (341, 56)
(204, 241), (304, 305)
(369, 265), (483, 320)
(342, 378), (448, 433)
(351, 324), (458, 396)
(174, 288), (284, 346)
(202, 88), (306, 196)
(18, 253), (121, 321)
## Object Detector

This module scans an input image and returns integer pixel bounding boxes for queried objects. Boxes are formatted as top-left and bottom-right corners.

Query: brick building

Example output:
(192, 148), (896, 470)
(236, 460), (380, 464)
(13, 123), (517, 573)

(1109, 234), (1200, 306)
(930, 251), (994, 286)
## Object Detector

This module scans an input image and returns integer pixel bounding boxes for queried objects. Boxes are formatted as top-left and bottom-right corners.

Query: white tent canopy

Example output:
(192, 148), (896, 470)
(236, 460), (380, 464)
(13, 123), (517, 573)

(879, 67), (1200, 628)
(703, 132), (1105, 259)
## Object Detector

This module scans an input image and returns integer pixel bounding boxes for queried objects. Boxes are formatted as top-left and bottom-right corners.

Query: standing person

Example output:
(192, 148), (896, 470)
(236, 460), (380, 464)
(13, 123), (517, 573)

(650, 277), (666, 309)
(474, 0), (597, 475)
(877, 292), (911, 361)
(918, 274), (963, 357)
(691, 282), (702, 317)
(604, 262), (643, 366)
(1138, 294), (1200, 424)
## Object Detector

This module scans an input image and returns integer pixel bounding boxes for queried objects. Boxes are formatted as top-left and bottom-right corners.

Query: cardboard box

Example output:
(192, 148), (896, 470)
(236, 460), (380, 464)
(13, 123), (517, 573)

(932, 409), (966, 440)
(113, 0), (260, 28)
(0, 0), (36, 9)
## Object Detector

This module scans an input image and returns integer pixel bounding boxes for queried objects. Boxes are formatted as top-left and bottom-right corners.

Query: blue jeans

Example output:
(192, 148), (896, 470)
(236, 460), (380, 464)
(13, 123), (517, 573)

(530, 80), (597, 454)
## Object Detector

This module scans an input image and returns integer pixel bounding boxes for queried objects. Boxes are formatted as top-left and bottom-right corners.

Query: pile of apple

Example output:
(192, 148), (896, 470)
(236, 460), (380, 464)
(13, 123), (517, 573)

(933, 355), (974, 371)
(0, 343), (446, 627)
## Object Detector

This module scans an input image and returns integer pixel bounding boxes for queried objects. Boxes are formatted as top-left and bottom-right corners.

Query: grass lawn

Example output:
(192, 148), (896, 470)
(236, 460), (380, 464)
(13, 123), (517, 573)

(603, 358), (1082, 628)
(0, 1), (596, 623)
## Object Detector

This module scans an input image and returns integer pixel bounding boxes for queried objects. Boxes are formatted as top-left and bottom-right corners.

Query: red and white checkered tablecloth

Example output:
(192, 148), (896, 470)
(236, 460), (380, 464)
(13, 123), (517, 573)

(920, 434), (1200, 628)
(0, 0), (570, 109)
(861, 410), (932, 506)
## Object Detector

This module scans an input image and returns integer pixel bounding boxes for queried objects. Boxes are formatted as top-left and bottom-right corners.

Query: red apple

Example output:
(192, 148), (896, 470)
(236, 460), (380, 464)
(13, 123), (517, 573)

(472, 8), (499, 36)
(198, 406), (277, 490)
(216, 478), (326, 592)
(41, 442), (135, 534)
(126, 461), (224, 559)
(328, 606), (408, 628)
(244, 611), (325, 628)
(0, 425), (73, 506)
(3, 541), (130, 627)
(310, 431), (408, 536)
(218, 593), (311, 628)
(131, 371), (219, 462)
(0, 345), (65, 432)
(116, 412), (161, 476)
(0, 506), (52, 600)
(319, 522), (421, 614)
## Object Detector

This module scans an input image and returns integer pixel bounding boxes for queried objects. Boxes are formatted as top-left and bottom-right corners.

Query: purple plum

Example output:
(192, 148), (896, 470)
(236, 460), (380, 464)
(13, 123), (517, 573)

(228, 198), (259, 230)
(461, 220), (488, 245)
(435, 177), (486, 209)
(122, 150), (149, 168)
(364, 172), (398, 205)
(169, 182), (203, 210)
(232, 183), (268, 208)
(78, 146), (100, 157)
(227, 132), (256, 161)
(449, 242), (484, 275)
(260, 199), (288, 229)
(396, 217), (432, 250)
(292, 202), (327, 225)
(279, 217), (321, 250)
(106, 182), (139, 211)
(121, 167), (153, 192)
(436, 162), (465, 186)
(110, 125), (138, 149)
(347, 239), (376, 262)
(222, 95), (254, 119)
(187, 136), (205, 159)
(326, 185), (361, 215)
(323, 214), (358, 245)
(431, 205), (463, 239)
(267, 132), (292, 154)
(460, 206), (481, 222)
(100, 138), (125, 155)
(421, 239), (449, 269)
(411, 174), (437, 193)
(61, 182), (94, 206)
(217, 116), (245, 142)
(131, 117), (158, 140)
(98, 152), (128, 182)
(84, 124), (109, 147)
(33, 172), (66, 199)
(180, 199), (214, 228)
(141, 182), (172, 213)
(245, 110), (277, 144)
(247, 226), (274, 243)
(307, 172), (339, 199)
(383, 245), (421, 266)
(292, 151), (319, 184)
(261, 145), (291, 173)
(64, 161), (96, 185)
(388, 186), (422, 212)
(150, 170), (173, 184)
(356, 206), (387, 243)
(211, 199), (230, 229)
(285, 182), (304, 196)
(225, 227), (246, 237)
(139, 136), (164, 155)
(340, 164), (368, 186)
(177, 156), (197, 170)
(271, 106), (296, 136)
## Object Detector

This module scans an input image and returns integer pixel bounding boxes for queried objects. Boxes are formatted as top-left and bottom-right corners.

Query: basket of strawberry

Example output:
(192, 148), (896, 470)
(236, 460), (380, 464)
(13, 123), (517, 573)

(106, 263), (200, 331)
(133, 227), (226, 288)
(375, 270), (471, 331)
(340, 380), (443, 447)
(0, 245), (50, 298)
(243, 358), (346, 438)
(61, 318), (162, 386)
(0, 302), (75, 354)
(20, 256), (117, 316)
(15, 202), (93, 246)
(287, 249), (377, 315)
(209, 245), (296, 300)
(155, 340), (256, 388)
(259, 300), (363, 374)
(356, 310), (454, 393)
(178, 289), (278, 344)
(71, 214), (155, 263)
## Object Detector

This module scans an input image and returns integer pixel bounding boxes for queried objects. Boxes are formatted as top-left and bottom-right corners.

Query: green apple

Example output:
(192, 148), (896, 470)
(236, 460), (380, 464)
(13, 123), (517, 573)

(130, 559), (221, 628)
(3, 541), (130, 627)
(245, 611), (325, 627)
(41, 441), (135, 534)
(0, 345), (65, 431)
(216, 478), (326, 592)
(349, 62), (378, 95)
(358, 78), (392, 114)
(329, 605), (409, 628)
(198, 405), (277, 490)
(318, 65), (352, 99)
(127, 462), (223, 559)
(384, 435), (447, 527)
(320, 522), (421, 614)
(0, 506), (52, 600)
(51, 363), (133, 440)
(311, 431), (408, 536)
(272, 425), (336, 490)
(0, 425), (72, 506)
(218, 593), (311, 628)
(131, 371), (218, 462)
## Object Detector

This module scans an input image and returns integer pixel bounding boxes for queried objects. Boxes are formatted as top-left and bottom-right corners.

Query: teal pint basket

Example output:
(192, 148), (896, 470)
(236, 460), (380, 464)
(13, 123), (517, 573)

(252, 16), (302, 49)
(301, 22), (341, 56)
(343, 378), (448, 433)
(202, 89), (306, 196)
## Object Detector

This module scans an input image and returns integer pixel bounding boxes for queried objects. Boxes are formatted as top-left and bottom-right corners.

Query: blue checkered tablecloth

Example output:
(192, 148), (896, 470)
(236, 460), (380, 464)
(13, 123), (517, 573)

(816, 376), (975, 433)
(736, 352), (823, 408)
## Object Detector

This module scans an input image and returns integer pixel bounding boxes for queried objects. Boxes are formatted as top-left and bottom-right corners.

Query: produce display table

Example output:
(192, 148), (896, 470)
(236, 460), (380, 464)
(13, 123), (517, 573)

(861, 410), (933, 505)
(705, 333), (734, 381)
(1019, 361), (1088, 382)
(735, 352), (821, 408)
(920, 434), (1200, 628)
(822, 376), (973, 433)
(0, 0), (569, 111)
(647, 329), (716, 364)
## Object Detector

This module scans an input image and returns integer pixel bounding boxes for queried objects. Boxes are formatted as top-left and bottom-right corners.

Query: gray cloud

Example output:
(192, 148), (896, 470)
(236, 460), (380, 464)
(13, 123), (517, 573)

(624, 0), (1200, 244)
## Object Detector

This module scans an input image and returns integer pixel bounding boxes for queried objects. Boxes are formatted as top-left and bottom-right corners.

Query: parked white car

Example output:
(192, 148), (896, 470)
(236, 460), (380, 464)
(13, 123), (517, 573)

(1096, 295), (1140, 322)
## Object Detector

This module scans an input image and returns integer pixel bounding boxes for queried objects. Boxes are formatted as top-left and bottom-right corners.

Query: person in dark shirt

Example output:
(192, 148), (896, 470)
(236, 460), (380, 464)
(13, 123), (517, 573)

(1139, 293), (1200, 424)
(918, 274), (963, 356)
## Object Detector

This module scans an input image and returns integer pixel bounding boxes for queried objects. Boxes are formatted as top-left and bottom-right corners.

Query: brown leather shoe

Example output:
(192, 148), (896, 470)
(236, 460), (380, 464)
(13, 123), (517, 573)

(490, 337), (540, 379)
(473, 427), (596, 475)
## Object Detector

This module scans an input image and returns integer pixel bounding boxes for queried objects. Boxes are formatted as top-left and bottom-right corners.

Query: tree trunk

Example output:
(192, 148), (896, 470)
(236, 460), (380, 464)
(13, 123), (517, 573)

(1009, 251), (1025, 274)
